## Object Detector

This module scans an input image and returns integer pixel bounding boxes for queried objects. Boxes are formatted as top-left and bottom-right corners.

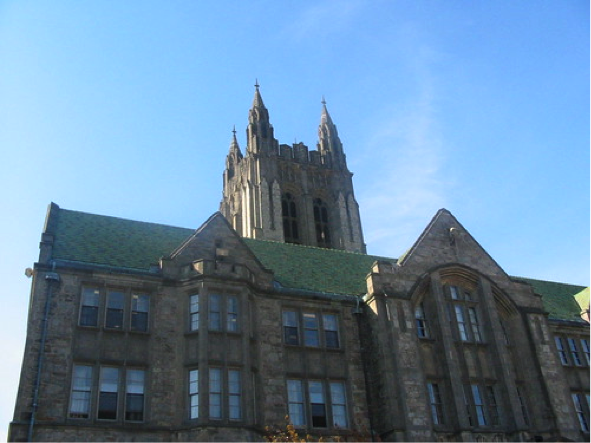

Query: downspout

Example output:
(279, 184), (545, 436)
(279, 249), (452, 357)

(27, 265), (60, 442)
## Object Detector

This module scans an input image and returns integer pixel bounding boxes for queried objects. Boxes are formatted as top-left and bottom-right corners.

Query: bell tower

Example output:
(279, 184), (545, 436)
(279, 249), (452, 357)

(220, 84), (366, 253)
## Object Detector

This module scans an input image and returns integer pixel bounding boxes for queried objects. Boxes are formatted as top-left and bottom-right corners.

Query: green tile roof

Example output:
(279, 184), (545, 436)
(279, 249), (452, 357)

(51, 208), (193, 270)
(48, 206), (588, 322)
(518, 277), (588, 322)
(243, 238), (391, 296)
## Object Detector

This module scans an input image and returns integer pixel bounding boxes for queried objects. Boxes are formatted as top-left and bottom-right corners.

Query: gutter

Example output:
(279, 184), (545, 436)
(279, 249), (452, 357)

(27, 267), (60, 442)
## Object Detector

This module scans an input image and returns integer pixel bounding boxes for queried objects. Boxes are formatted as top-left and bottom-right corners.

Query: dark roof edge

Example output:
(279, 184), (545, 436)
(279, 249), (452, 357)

(38, 259), (161, 277)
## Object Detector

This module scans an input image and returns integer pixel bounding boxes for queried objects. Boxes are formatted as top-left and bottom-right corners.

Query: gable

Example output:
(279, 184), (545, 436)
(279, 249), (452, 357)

(43, 204), (587, 321)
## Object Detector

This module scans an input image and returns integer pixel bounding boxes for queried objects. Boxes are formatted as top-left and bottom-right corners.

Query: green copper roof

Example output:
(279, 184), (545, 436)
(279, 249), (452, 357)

(518, 278), (588, 322)
(47, 206), (588, 322)
(51, 208), (193, 270)
(574, 287), (590, 314)
(243, 238), (391, 296)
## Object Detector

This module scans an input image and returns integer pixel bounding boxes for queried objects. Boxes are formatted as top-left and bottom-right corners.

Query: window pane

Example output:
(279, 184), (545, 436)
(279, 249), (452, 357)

(227, 296), (239, 332)
(287, 380), (305, 426)
(330, 382), (348, 428)
(323, 314), (340, 348)
(209, 368), (222, 419)
(105, 291), (124, 329)
(427, 383), (444, 425)
(471, 385), (486, 426)
(131, 294), (149, 332)
(555, 337), (569, 365)
(455, 306), (468, 341)
(568, 338), (582, 366)
(125, 370), (145, 421)
(98, 367), (119, 420)
(189, 369), (199, 419)
(303, 313), (320, 347)
(581, 338), (590, 365)
(283, 311), (299, 345)
(468, 307), (482, 343)
(309, 381), (326, 427)
(190, 294), (199, 331)
(69, 365), (92, 418)
(80, 288), (100, 326)
(209, 295), (221, 331)
(229, 370), (241, 420)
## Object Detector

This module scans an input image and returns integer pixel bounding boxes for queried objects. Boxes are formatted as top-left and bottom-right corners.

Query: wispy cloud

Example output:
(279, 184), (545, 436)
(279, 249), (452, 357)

(358, 51), (451, 257)
(282, 0), (362, 41)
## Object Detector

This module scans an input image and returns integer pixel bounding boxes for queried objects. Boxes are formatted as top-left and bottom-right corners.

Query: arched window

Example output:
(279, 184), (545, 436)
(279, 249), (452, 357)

(313, 198), (331, 248)
(282, 193), (299, 244)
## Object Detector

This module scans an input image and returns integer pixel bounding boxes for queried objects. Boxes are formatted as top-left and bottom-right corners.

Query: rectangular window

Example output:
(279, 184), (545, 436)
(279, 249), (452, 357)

(455, 306), (468, 341)
(105, 291), (125, 329)
(287, 380), (305, 426)
(468, 307), (483, 343)
(309, 381), (327, 427)
(471, 384), (487, 426)
(125, 369), (145, 421)
(209, 294), (222, 331)
(323, 314), (340, 348)
(330, 382), (348, 428)
(98, 367), (119, 420)
(190, 294), (199, 331)
(227, 296), (239, 332)
(450, 285), (460, 300)
(283, 311), (299, 345)
(303, 313), (320, 347)
(209, 368), (222, 419)
(415, 304), (429, 338)
(555, 337), (569, 365)
(189, 369), (199, 419)
(486, 385), (500, 426)
(131, 294), (149, 332)
(228, 369), (241, 420)
(427, 382), (444, 425)
(572, 393), (589, 432)
(568, 338), (583, 366)
(69, 365), (93, 418)
(581, 338), (590, 365)
(80, 288), (100, 327)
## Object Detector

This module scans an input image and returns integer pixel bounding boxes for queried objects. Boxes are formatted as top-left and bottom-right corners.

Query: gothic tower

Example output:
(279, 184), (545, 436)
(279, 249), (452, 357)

(220, 84), (366, 253)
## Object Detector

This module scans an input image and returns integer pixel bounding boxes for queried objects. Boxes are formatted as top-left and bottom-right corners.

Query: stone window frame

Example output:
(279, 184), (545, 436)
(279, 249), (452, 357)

(463, 383), (502, 429)
(187, 366), (244, 422)
(426, 382), (444, 425)
(77, 286), (151, 333)
(188, 291), (242, 335)
(445, 285), (485, 344)
(281, 308), (342, 349)
(415, 302), (429, 338)
(285, 378), (350, 430)
(68, 364), (93, 419)
(571, 392), (590, 432)
(313, 197), (331, 249)
(68, 363), (147, 423)
(554, 335), (589, 367)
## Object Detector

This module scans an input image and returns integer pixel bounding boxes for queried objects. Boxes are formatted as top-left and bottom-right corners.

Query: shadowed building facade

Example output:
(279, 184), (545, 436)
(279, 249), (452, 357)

(9, 86), (590, 442)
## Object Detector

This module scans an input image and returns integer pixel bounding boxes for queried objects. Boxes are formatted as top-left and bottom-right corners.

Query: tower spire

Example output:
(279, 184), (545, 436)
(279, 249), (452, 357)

(318, 97), (346, 169)
(247, 81), (275, 153)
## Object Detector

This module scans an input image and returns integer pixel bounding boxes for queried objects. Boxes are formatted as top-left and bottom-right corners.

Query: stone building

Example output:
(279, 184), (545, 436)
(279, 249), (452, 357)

(9, 86), (590, 442)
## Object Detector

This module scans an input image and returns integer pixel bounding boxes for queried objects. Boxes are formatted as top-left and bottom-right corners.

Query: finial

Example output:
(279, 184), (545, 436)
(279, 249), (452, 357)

(232, 125), (236, 136)
(255, 79), (260, 89)
(321, 95), (326, 105)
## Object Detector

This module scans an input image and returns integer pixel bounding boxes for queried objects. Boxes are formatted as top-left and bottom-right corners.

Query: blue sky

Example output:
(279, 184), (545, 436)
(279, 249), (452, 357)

(0, 0), (588, 438)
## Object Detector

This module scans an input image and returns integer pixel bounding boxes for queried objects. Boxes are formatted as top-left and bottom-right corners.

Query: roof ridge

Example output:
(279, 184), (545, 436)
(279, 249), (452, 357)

(59, 207), (195, 232)
(513, 275), (588, 289)
(243, 237), (395, 260)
